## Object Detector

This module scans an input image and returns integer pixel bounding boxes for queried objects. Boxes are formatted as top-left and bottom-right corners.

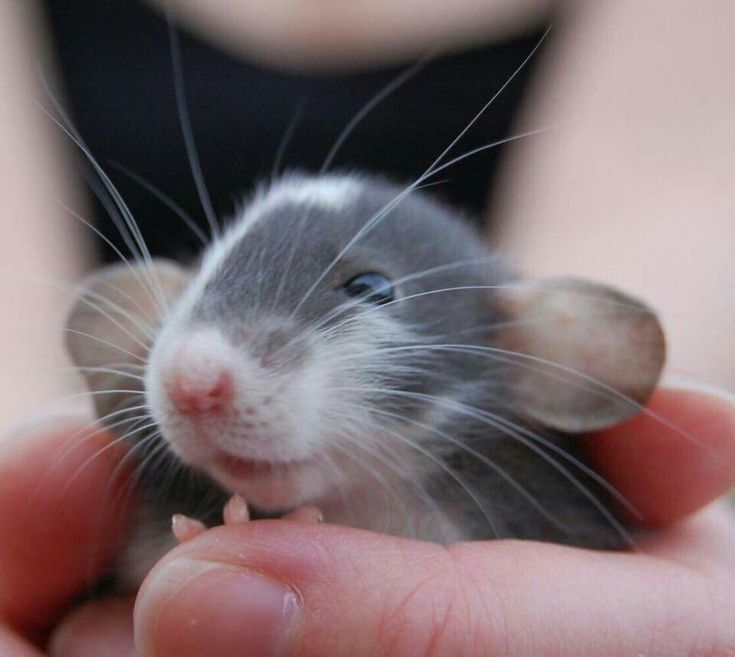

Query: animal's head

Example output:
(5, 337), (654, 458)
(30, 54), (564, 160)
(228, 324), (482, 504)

(66, 174), (665, 510)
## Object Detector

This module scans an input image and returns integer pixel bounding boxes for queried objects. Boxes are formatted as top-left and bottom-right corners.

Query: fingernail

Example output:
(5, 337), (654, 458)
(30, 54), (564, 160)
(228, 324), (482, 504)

(135, 558), (299, 657)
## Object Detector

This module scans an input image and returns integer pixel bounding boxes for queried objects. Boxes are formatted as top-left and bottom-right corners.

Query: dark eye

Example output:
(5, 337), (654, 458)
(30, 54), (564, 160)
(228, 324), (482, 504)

(343, 272), (395, 305)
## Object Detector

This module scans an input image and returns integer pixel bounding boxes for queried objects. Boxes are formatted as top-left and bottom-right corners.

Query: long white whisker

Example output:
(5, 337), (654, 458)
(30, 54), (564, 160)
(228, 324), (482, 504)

(167, 17), (220, 239)
(381, 342), (702, 452)
(360, 403), (567, 530)
(54, 200), (164, 314)
(108, 160), (209, 246)
(292, 30), (550, 317)
(331, 404), (499, 537)
(423, 27), (550, 177)
(320, 52), (434, 173)
(61, 328), (146, 363)
(339, 385), (637, 546)
(271, 100), (305, 182)
(36, 97), (169, 315)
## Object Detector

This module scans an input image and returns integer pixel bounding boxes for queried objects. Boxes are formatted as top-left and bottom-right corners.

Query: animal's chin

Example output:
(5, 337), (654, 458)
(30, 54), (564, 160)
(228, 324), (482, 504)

(206, 450), (326, 510)
(212, 451), (309, 479)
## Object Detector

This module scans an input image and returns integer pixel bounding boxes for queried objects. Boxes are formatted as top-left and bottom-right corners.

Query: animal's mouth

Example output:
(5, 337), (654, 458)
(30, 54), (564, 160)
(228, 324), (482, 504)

(212, 451), (309, 479)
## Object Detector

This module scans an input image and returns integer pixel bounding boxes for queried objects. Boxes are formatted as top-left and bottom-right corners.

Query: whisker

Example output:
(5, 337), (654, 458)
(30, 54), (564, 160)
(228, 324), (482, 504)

(320, 52), (434, 173)
(329, 404), (499, 538)
(67, 366), (146, 382)
(292, 30), (550, 318)
(61, 328), (146, 363)
(36, 97), (169, 315)
(62, 418), (161, 494)
(381, 342), (703, 452)
(54, 200), (163, 314)
(338, 385), (637, 546)
(167, 17), (220, 239)
(271, 100), (306, 182)
(360, 403), (567, 531)
(107, 160), (209, 246)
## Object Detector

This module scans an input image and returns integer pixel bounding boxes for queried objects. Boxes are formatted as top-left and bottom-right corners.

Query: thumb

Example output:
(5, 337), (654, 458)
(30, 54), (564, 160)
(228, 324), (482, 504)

(134, 522), (457, 657)
(133, 520), (726, 657)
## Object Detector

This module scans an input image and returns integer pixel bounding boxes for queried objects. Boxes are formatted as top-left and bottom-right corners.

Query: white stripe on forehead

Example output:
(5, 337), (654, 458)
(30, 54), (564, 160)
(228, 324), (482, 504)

(252, 175), (364, 215)
(165, 174), (363, 329)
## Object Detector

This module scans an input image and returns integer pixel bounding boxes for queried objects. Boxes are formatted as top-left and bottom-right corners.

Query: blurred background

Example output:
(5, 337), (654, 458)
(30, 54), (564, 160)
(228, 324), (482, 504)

(43, 0), (545, 263)
(0, 0), (733, 433)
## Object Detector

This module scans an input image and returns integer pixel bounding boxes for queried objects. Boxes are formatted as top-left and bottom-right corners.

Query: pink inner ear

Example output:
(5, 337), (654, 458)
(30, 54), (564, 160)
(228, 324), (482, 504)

(497, 277), (666, 433)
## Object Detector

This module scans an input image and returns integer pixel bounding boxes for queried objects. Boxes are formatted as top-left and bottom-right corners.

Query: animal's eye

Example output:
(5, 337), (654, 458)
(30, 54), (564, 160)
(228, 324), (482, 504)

(343, 273), (395, 305)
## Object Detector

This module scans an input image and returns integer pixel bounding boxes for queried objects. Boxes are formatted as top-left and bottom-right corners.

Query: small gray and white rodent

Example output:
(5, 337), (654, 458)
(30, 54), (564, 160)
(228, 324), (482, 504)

(66, 172), (665, 586)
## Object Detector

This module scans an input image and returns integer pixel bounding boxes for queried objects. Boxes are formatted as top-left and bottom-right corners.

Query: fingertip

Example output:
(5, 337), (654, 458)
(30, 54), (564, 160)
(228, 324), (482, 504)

(133, 521), (455, 657)
(48, 597), (135, 657)
(134, 554), (299, 657)
(585, 385), (735, 525)
(0, 417), (134, 632)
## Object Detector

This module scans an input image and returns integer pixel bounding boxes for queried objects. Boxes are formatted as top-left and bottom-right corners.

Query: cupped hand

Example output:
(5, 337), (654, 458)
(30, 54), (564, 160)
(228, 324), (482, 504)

(1, 385), (734, 657)
(0, 417), (134, 656)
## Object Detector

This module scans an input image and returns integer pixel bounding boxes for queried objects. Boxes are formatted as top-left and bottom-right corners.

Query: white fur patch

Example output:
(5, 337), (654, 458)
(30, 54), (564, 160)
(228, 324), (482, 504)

(254, 175), (363, 214)
(221, 173), (362, 263)
(160, 174), (363, 340)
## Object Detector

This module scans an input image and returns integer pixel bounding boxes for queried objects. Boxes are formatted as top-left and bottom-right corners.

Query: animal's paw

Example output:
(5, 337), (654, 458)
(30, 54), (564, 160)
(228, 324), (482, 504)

(171, 513), (208, 544)
(223, 493), (251, 524)
(171, 495), (322, 544)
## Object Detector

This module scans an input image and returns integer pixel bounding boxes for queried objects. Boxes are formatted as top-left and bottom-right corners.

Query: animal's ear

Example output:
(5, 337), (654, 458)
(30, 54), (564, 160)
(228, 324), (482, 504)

(495, 277), (666, 433)
(66, 259), (189, 401)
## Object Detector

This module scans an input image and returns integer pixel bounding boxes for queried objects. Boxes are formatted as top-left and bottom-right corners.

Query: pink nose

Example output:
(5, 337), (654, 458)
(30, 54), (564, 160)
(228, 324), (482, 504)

(165, 370), (234, 415)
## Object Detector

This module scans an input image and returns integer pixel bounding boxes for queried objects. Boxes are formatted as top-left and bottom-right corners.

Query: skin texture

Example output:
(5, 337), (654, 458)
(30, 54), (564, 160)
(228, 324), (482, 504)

(0, 386), (732, 656)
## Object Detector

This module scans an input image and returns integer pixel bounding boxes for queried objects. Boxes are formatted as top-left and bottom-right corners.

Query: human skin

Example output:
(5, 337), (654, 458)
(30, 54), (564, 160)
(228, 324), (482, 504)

(0, 386), (729, 656)
(0, 1), (91, 431)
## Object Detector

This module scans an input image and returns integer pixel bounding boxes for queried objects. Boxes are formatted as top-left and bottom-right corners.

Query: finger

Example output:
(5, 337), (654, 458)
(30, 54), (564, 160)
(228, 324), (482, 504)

(134, 521), (733, 657)
(0, 417), (133, 635)
(584, 385), (735, 525)
(643, 502), (735, 573)
(282, 506), (323, 523)
(48, 597), (135, 657)
(0, 626), (44, 657)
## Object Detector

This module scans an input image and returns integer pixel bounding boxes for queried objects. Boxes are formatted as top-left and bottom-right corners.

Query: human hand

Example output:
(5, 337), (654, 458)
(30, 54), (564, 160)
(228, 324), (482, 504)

(0, 418), (133, 656)
(3, 385), (732, 656)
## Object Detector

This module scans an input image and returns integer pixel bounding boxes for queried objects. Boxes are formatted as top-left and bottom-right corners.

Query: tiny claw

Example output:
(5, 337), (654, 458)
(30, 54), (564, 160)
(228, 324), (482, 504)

(172, 513), (207, 543)
(223, 494), (250, 525)
(284, 505), (324, 523)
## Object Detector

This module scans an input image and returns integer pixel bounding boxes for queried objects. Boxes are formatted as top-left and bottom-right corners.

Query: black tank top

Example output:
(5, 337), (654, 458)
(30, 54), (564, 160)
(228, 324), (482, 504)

(42, 0), (548, 263)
